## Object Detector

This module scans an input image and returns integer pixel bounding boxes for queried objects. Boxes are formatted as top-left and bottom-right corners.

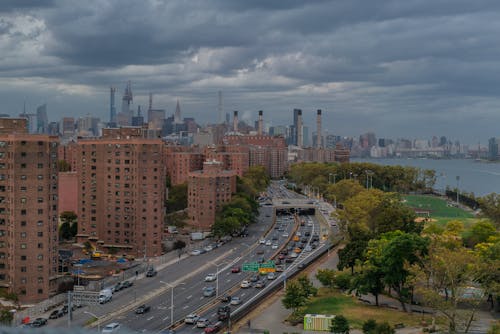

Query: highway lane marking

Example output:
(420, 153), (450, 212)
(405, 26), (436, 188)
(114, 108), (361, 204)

(183, 305), (189, 309)
(147, 316), (154, 321)
(241, 292), (246, 297)
(163, 316), (169, 321)
(186, 295), (192, 299)
(200, 297), (204, 300)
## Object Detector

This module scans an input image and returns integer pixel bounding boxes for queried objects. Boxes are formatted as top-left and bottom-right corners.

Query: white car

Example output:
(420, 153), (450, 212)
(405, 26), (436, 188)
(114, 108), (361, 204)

(102, 323), (121, 333)
(203, 245), (213, 252)
(307, 221), (313, 227)
(184, 314), (200, 324)
(190, 249), (201, 256)
(205, 273), (217, 282)
(282, 232), (289, 238)
(265, 240), (272, 246)
(259, 239), (266, 244)
(304, 245), (312, 252)
(271, 244), (278, 249)
(230, 296), (242, 305)
(296, 232), (302, 237)
(240, 280), (251, 288)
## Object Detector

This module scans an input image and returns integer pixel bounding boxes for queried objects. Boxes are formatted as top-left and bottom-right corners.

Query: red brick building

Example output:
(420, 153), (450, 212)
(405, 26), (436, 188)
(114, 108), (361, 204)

(0, 118), (59, 303)
(187, 160), (236, 231)
(164, 145), (204, 186)
(76, 127), (164, 257)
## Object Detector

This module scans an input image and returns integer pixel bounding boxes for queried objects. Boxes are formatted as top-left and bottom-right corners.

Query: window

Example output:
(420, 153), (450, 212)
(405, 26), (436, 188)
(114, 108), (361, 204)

(21, 267), (26, 273)
(20, 221), (26, 226)
(37, 265), (43, 272)
(21, 209), (26, 215)
(20, 163), (26, 168)
(37, 221), (43, 226)
(20, 198), (26, 204)
(20, 175), (27, 180)
(37, 243), (43, 249)
(20, 232), (26, 238)
(37, 277), (43, 283)
(20, 244), (26, 249)
(37, 198), (43, 203)
(21, 255), (26, 261)
(37, 163), (43, 169)
(20, 277), (26, 284)
(37, 254), (43, 260)
(37, 232), (43, 237)
(38, 209), (43, 214)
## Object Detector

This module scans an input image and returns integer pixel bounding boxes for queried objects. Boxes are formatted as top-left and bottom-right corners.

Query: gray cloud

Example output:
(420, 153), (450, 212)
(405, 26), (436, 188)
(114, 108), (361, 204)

(0, 0), (499, 143)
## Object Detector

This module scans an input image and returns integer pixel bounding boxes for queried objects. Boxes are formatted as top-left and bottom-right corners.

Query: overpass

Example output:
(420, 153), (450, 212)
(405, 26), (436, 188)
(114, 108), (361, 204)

(272, 198), (317, 215)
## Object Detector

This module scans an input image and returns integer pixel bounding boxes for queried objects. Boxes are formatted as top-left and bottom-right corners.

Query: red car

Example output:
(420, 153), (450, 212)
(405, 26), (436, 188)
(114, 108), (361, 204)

(231, 266), (241, 273)
(204, 321), (222, 333)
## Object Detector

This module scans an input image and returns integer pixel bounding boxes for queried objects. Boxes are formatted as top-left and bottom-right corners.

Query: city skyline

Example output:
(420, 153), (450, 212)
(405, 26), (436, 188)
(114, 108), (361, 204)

(1, 1), (500, 143)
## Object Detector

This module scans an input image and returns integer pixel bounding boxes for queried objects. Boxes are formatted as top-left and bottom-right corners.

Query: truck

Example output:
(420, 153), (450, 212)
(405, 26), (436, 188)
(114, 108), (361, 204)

(217, 305), (230, 321)
(98, 288), (112, 304)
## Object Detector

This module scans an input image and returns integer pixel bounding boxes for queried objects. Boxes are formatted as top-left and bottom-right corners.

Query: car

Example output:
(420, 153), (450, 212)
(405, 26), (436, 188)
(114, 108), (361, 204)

(298, 262), (306, 269)
(259, 239), (266, 244)
(49, 309), (64, 319)
(230, 296), (242, 305)
(312, 234), (320, 242)
(294, 247), (302, 253)
(256, 249), (264, 255)
(196, 318), (210, 328)
(220, 295), (231, 303)
(146, 268), (157, 277)
(265, 240), (272, 246)
(30, 318), (47, 327)
(301, 237), (308, 243)
(114, 282), (124, 292)
(304, 231), (311, 237)
(204, 245), (213, 252)
(296, 232), (302, 237)
(285, 256), (295, 263)
(184, 314), (200, 324)
(205, 273), (217, 282)
(190, 249), (202, 256)
(240, 280), (251, 288)
(278, 254), (286, 260)
(205, 321), (222, 333)
(231, 266), (241, 273)
(135, 304), (151, 314)
(271, 235), (278, 241)
(102, 322), (121, 333)
(61, 305), (69, 314)
(271, 244), (278, 249)
(122, 280), (133, 288)
(203, 286), (216, 297)
(254, 280), (266, 288)
(293, 235), (300, 242)
(290, 252), (298, 258)
(267, 272), (276, 280)
(282, 232), (289, 238)
(304, 245), (312, 252)
(249, 274), (259, 282)
(258, 256), (265, 263)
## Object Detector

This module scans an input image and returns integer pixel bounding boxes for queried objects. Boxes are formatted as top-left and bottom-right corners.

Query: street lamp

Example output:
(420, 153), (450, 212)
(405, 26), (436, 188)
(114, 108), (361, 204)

(84, 311), (100, 333)
(210, 260), (229, 298)
(330, 194), (337, 209)
(456, 176), (460, 205)
(160, 281), (186, 328)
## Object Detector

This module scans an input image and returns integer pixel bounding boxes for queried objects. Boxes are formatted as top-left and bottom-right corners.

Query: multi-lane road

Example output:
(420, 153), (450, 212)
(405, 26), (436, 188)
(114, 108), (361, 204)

(47, 182), (333, 333)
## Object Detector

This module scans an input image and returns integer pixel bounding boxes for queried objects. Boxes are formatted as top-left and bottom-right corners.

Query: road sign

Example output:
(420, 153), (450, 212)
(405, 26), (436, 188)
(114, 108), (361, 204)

(242, 262), (259, 272)
(259, 261), (275, 269)
(259, 268), (276, 274)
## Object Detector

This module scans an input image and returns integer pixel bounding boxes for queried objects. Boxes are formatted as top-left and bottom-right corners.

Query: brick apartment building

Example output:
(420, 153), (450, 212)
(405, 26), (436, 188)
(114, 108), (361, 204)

(164, 145), (204, 186)
(75, 127), (164, 258)
(187, 160), (236, 231)
(0, 118), (59, 303)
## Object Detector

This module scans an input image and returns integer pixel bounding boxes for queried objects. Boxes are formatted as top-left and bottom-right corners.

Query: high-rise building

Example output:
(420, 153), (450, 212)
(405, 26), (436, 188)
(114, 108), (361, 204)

(76, 127), (164, 258)
(36, 104), (48, 134)
(0, 118), (59, 303)
(117, 81), (133, 126)
(488, 137), (499, 161)
(109, 87), (116, 125)
(187, 160), (236, 231)
(174, 99), (182, 124)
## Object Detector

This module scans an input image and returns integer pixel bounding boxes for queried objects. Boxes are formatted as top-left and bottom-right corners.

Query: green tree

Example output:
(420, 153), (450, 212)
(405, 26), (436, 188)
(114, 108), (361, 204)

(373, 195), (420, 235)
(353, 263), (384, 306)
(166, 183), (188, 213)
(60, 211), (77, 240)
(362, 319), (377, 334)
(463, 220), (498, 247)
(316, 269), (336, 289)
(478, 193), (500, 226)
(327, 179), (365, 207)
(282, 281), (307, 313)
(297, 275), (317, 298)
(367, 231), (429, 311)
(333, 272), (353, 290)
(330, 315), (349, 334)
(338, 228), (371, 273)
(374, 322), (395, 334)
(212, 215), (241, 237)
(173, 240), (186, 250)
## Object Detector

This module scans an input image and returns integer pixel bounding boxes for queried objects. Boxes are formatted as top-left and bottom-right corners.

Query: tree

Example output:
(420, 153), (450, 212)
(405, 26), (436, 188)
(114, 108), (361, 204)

(353, 263), (384, 306)
(366, 231), (429, 311)
(166, 183), (188, 213)
(282, 281), (307, 313)
(59, 211), (77, 240)
(330, 315), (349, 334)
(173, 240), (186, 250)
(373, 195), (420, 235)
(374, 322), (395, 334)
(297, 275), (317, 298)
(478, 193), (500, 226)
(415, 238), (483, 333)
(362, 319), (377, 334)
(338, 228), (371, 273)
(212, 215), (241, 238)
(316, 269), (336, 289)
(463, 220), (498, 248)
(57, 160), (71, 172)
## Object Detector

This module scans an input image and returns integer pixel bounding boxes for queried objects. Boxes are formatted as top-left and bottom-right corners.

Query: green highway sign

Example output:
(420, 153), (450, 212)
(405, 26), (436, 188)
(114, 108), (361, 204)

(242, 262), (259, 272)
(260, 261), (275, 269)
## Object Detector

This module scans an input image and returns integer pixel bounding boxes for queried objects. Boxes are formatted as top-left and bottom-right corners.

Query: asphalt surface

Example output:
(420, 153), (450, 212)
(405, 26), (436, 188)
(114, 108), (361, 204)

(44, 181), (328, 334)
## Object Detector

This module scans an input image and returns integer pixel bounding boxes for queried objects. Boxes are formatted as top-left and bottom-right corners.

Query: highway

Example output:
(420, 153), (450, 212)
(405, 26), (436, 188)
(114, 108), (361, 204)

(46, 181), (332, 333)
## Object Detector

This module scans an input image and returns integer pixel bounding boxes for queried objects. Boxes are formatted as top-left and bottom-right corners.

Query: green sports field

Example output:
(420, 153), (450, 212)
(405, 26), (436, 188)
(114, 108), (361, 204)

(403, 195), (474, 225)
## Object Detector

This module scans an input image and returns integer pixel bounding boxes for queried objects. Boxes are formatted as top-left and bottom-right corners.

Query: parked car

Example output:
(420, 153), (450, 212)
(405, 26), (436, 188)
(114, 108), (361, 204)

(231, 266), (241, 273)
(190, 249), (202, 256)
(135, 304), (151, 314)
(114, 282), (124, 292)
(30, 318), (47, 327)
(122, 280), (133, 288)
(184, 314), (199, 324)
(49, 309), (64, 319)
(146, 268), (157, 277)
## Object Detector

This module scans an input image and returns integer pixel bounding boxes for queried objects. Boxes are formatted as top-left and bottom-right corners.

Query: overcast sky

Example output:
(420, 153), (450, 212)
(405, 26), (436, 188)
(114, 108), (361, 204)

(1, 0), (500, 144)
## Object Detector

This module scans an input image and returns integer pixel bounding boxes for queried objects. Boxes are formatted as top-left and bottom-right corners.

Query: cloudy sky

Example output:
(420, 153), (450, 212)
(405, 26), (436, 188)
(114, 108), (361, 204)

(1, 0), (500, 143)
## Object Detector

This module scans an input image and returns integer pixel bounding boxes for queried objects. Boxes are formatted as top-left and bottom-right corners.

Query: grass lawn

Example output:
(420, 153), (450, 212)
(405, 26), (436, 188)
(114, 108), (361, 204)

(403, 195), (475, 226)
(303, 289), (443, 329)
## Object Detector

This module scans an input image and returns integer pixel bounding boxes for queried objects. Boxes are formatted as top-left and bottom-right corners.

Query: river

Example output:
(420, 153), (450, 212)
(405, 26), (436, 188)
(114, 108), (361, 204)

(352, 158), (500, 196)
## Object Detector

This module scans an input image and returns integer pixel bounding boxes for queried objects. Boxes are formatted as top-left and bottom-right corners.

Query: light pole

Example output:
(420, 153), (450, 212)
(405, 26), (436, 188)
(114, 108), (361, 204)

(456, 176), (460, 205)
(84, 311), (100, 333)
(330, 194), (337, 209)
(328, 173), (336, 184)
(160, 281), (185, 328)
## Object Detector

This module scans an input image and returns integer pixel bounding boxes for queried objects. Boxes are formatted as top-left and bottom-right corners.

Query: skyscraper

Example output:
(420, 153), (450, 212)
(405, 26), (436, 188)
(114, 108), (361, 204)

(174, 99), (182, 124)
(36, 104), (48, 134)
(119, 81), (133, 125)
(109, 87), (116, 125)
